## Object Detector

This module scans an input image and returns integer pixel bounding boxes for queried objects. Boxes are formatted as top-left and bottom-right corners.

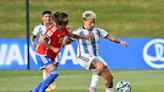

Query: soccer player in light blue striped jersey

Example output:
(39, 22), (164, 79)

(68, 10), (128, 92)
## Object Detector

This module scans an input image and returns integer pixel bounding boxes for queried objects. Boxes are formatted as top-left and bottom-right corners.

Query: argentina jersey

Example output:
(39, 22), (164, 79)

(73, 27), (109, 57)
(32, 23), (47, 37)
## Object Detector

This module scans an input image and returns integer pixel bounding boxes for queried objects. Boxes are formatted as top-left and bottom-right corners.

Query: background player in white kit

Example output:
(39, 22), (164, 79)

(31, 10), (52, 48)
(31, 10), (56, 91)
(67, 10), (128, 92)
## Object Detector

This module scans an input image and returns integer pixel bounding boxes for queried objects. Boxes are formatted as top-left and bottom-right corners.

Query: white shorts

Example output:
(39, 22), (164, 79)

(77, 54), (108, 70)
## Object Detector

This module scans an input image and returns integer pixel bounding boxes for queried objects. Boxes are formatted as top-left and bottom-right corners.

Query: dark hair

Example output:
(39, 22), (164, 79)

(52, 12), (59, 22)
(52, 12), (68, 25)
(42, 10), (52, 16)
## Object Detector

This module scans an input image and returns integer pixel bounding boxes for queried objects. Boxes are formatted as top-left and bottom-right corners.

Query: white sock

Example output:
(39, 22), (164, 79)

(105, 88), (114, 92)
(90, 75), (100, 88)
(43, 70), (47, 80)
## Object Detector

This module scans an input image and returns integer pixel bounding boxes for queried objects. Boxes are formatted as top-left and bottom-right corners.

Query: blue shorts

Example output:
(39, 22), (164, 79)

(36, 55), (54, 70)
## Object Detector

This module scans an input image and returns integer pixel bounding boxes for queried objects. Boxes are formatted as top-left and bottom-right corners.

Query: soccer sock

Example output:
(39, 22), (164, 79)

(32, 81), (44, 92)
(105, 88), (114, 92)
(39, 70), (59, 92)
(43, 70), (47, 80)
(90, 75), (100, 89)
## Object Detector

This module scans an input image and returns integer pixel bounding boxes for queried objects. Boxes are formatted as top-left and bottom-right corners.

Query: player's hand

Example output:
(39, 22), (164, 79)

(120, 41), (128, 47)
(62, 36), (72, 46)
(85, 33), (93, 40)
(51, 47), (60, 53)
(32, 42), (37, 48)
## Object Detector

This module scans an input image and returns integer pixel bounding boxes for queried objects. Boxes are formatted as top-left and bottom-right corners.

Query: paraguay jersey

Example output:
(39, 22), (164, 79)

(73, 27), (109, 57)
(32, 23), (48, 37)
(36, 24), (69, 59)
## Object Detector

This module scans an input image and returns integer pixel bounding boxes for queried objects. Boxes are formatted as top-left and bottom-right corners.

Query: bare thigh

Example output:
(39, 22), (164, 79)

(45, 64), (57, 73)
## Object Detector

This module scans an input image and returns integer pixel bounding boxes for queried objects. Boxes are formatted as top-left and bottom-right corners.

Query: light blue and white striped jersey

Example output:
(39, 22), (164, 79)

(73, 27), (109, 57)
(32, 23), (48, 37)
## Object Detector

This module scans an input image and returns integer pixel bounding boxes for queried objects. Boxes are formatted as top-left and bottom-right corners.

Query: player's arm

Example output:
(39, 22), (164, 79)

(40, 29), (60, 53)
(31, 34), (37, 48)
(31, 26), (39, 48)
(39, 36), (60, 53)
(99, 28), (128, 47)
(68, 32), (92, 40)
(62, 32), (91, 47)
(31, 26), (40, 48)
(62, 36), (73, 46)
(106, 34), (128, 47)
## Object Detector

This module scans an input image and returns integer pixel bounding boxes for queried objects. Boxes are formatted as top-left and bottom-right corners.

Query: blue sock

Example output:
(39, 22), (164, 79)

(39, 70), (59, 92)
(31, 80), (44, 92)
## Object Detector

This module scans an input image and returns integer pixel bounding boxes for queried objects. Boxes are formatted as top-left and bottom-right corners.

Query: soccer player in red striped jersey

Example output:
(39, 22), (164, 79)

(31, 10), (57, 91)
(30, 12), (91, 92)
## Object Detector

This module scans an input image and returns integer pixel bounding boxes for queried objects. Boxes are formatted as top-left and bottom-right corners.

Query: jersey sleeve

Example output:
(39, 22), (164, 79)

(99, 28), (109, 38)
(32, 26), (39, 36)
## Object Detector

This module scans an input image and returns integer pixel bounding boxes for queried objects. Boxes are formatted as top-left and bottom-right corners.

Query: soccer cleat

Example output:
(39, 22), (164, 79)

(88, 87), (96, 92)
(45, 81), (56, 92)
(49, 81), (56, 90)
(46, 86), (52, 92)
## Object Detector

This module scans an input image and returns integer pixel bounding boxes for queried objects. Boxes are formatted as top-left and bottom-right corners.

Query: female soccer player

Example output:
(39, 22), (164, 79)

(30, 12), (91, 92)
(69, 10), (128, 92)
(31, 10), (57, 91)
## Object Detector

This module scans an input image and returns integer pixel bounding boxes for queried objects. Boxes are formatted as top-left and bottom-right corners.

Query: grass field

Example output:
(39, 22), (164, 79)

(0, 70), (164, 92)
(0, 0), (164, 38)
(0, 0), (164, 92)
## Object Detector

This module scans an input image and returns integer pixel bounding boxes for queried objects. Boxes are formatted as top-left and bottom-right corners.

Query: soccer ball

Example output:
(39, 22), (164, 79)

(116, 80), (132, 92)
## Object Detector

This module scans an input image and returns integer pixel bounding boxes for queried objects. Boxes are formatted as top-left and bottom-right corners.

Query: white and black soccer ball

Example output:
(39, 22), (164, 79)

(116, 80), (132, 92)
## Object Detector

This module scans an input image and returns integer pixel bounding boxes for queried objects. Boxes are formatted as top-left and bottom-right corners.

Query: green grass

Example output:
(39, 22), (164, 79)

(0, 70), (164, 92)
(0, 0), (164, 38)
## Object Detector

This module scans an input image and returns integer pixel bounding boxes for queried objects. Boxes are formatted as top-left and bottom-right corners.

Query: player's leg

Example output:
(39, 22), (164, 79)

(31, 55), (58, 92)
(43, 68), (56, 91)
(31, 80), (44, 92)
(42, 70), (53, 92)
(49, 56), (60, 90)
(43, 69), (48, 79)
(92, 58), (114, 92)
(31, 55), (47, 92)
(87, 60), (105, 92)
(88, 71), (100, 92)
(95, 57), (114, 92)
(101, 67), (113, 92)
(39, 64), (58, 92)
(43, 70), (50, 91)
(77, 54), (99, 92)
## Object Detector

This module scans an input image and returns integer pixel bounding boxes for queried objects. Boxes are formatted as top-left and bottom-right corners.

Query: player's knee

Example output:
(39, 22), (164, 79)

(99, 62), (106, 70)
(95, 62), (106, 73)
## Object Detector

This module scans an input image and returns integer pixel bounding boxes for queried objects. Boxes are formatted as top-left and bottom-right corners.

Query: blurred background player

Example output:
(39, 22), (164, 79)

(30, 10), (56, 91)
(30, 12), (92, 92)
(65, 10), (128, 92)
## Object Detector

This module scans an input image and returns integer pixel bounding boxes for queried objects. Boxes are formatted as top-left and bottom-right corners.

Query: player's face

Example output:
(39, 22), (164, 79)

(42, 14), (51, 24)
(60, 17), (69, 28)
(84, 19), (95, 30)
